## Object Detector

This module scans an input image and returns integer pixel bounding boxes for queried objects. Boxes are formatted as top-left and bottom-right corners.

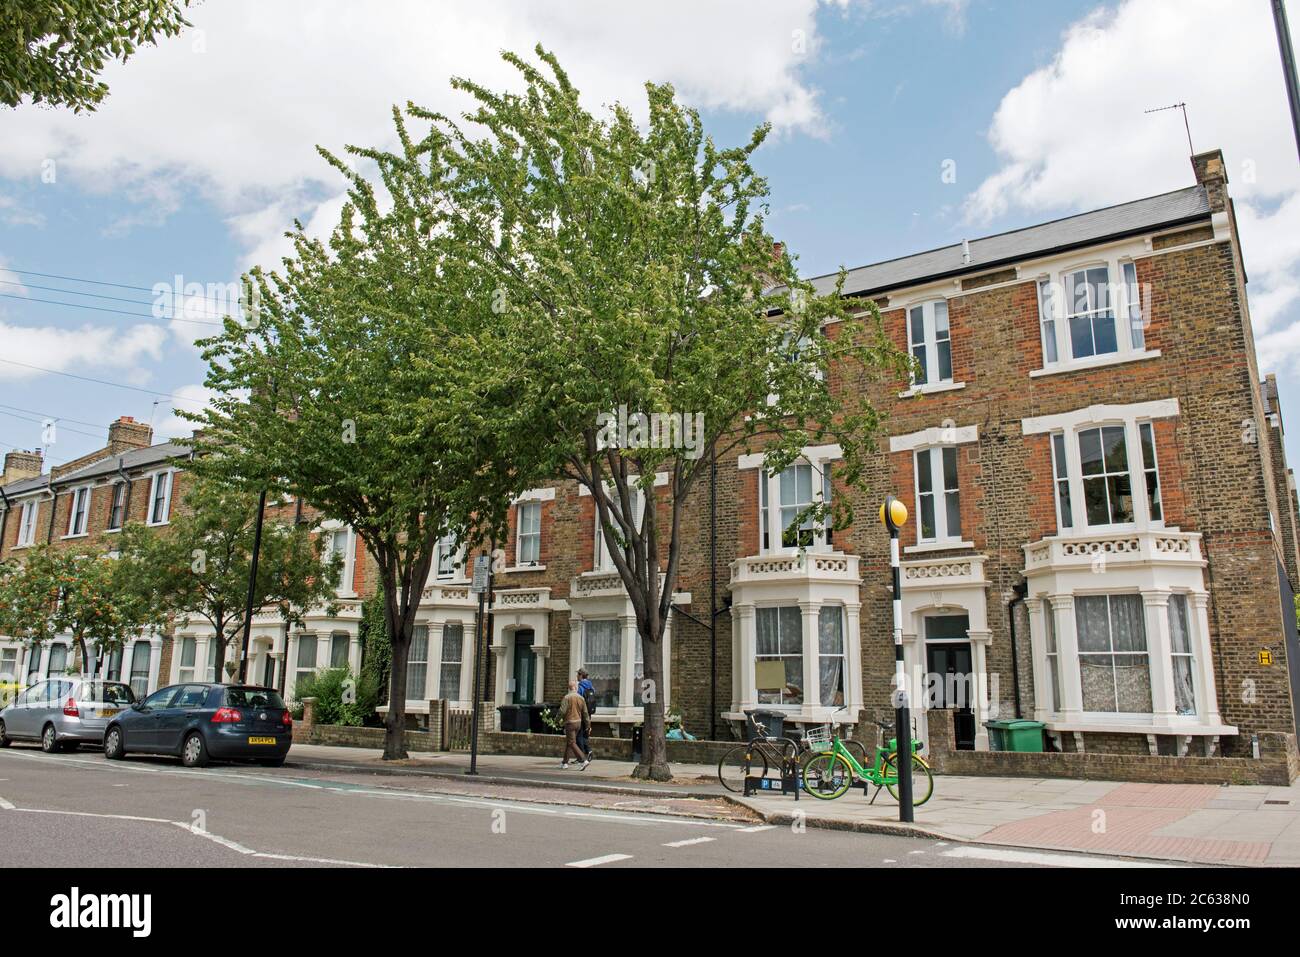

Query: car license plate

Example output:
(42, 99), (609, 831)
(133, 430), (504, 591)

(100, 708), (119, 717)
(248, 736), (276, 745)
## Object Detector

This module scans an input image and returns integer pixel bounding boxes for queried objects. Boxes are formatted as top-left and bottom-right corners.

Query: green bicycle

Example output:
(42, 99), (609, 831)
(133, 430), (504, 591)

(800, 719), (934, 804)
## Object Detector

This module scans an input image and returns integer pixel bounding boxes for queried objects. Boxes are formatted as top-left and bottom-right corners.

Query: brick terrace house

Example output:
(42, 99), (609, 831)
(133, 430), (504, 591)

(2, 148), (1298, 779)
(0, 418), (370, 700)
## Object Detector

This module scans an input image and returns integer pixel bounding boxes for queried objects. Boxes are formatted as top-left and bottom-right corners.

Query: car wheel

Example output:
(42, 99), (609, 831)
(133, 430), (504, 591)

(181, 732), (208, 768)
(40, 724), (58, 754)
(0, 720), (10, 748)
(104, 726), (125, 760)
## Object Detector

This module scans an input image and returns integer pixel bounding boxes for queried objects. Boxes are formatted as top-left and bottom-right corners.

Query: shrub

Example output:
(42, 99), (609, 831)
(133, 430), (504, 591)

(293, 666), (376, 726)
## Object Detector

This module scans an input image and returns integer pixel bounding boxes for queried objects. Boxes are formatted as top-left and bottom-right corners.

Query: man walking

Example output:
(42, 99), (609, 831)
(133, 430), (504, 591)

(558, 679), (591, 770)
(576, 668), (596, 761)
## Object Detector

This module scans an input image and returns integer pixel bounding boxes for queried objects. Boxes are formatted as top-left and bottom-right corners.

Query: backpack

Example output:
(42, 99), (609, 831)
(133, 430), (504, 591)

(581, 683), (597, 714)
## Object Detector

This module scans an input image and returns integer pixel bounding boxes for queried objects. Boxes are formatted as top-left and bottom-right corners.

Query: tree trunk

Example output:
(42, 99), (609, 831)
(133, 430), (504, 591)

(632, 630), (672, 781)
(382, 594), (415, 761)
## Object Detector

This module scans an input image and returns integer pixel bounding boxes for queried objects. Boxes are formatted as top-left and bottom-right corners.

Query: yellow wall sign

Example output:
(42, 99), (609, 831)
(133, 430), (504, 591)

(1259, 649), (1275, 666)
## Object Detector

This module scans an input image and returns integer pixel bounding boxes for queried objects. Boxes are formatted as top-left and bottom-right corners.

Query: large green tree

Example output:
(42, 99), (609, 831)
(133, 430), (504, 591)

(114, 478), (341, 681)
(185, 114), (536, 759)
(1, 0), (191, 112)
(438, 48), (908, 780)
(0, 545), (153, 676)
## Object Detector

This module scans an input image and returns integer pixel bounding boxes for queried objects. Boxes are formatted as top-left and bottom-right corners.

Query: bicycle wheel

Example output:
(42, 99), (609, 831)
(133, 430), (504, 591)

(883, 752), (934, 807)
(718, 745), (767, 793)
(800, 751), (855, 800)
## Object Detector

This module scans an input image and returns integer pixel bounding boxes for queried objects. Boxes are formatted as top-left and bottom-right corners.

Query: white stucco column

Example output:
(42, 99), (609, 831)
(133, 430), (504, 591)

(734, 604), (756, 712)
(843, 602), (863, 715)
(1141, 589), (1176, 721)
(969, 630), (992, 750)
(349, 634), (362, 675)
(194, 636), (209, 682)
(147, 634), (162, 693)
(1026, 599), (1051, 721)
(427, 622), (445, 701)
(618, 615), (636, 711)
(799, 600), (820, 710)
(1049, 595), (1083, 719)
(1188, 592), (1223, 724)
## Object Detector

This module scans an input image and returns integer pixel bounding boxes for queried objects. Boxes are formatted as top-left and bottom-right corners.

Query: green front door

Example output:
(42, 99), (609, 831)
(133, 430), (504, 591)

(512, 630), (535, 705)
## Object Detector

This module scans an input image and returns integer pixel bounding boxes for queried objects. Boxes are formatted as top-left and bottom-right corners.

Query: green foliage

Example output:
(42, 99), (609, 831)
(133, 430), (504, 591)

(292, 665), (376, 727)
(358, 591), (390, 708)
(2, 0), (191, 111)
(113, 477), (341, 679)
(0, 545), (152, 666)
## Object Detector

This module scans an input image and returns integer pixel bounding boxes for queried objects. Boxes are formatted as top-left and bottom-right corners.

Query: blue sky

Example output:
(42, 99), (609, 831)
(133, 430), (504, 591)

(2, 0), (1299, 471)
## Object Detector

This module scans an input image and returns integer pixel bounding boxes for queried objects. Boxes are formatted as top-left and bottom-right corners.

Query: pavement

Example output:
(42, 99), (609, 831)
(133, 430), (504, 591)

(0, 743), (1136, 869)
(284, 743), (1300, 866)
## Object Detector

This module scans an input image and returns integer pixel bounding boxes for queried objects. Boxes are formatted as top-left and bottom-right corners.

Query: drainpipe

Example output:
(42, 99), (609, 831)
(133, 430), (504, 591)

(0, 485), (9, 557)
(115, 457), (133, 523)
(709, 446), (717, 741)
(44, 479), (57, 543)
(1006, 580), (1028, 719)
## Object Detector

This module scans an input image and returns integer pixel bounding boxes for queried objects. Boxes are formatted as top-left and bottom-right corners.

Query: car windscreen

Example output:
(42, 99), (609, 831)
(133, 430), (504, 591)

(223, 687), (285, 709)
(82, 682), (135, 706)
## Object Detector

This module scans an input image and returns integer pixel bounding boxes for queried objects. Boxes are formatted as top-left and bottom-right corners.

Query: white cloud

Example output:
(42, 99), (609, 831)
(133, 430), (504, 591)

(964, 0), (1300, 372)
(0, 319), (167, 381)
(155, 383), (217, 442)
(0, 0), (841, 269)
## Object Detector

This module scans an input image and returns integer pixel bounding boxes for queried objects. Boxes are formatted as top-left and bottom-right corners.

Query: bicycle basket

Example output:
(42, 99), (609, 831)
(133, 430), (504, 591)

(804, 725), (834, 752)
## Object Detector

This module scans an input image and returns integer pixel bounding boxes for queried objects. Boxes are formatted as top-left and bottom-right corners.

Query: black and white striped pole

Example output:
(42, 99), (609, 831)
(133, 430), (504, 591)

(880, 494), (913, 823)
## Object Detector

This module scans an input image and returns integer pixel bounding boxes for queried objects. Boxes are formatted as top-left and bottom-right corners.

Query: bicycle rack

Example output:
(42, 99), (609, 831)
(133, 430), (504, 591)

(742, 755), (800, 799)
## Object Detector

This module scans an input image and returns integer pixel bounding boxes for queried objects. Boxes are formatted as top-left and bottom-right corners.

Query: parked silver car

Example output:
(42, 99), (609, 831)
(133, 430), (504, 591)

(0, 677), (136, 753)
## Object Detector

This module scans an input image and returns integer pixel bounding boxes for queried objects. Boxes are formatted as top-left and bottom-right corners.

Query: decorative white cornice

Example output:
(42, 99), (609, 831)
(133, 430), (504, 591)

(738, 443), (843, 470)
(889, 425), (978, 453)
(1021, 398), (1179, 436)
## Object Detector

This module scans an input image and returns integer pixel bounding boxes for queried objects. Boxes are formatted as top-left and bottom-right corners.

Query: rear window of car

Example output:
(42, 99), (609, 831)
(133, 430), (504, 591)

(223, 687), (285, 709)
(79, 682), (134, 705)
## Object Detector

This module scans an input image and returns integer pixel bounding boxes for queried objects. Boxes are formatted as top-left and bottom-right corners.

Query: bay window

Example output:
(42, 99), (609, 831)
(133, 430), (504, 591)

(129, 643), (151, 698)
(817, 606), (846, 707)
(407, 626), (428, 700)
(915, 446), (961, 543)
(177, 637), (196, 683)
(907, 299), (952, 387)
(1040, 412), (1167, 533)
(1042, 599), (1061, 712)
(295, 634), (318, 691)
(756, 606), (803, 705)
(1167, 594), (1196, 715)
(582, 619), (621, 708)
(330, 633), (350, 669)
(439, 623), (463, 700)
(1075, 594), (1151, 714)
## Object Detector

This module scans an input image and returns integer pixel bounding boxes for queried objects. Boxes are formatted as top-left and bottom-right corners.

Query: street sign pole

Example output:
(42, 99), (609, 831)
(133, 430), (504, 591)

(881, 495), (913, 823)
(466, 554), (491, 776)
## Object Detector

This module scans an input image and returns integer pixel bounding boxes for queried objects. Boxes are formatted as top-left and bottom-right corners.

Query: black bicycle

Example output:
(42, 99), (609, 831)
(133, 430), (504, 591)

(717, 714), (870, 793)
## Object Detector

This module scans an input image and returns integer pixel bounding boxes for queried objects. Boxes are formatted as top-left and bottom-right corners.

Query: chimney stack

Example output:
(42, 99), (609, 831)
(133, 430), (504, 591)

(107, 415), (153, 453)
(1191, 149), (1228, 213)
(1, 449), (44, 485)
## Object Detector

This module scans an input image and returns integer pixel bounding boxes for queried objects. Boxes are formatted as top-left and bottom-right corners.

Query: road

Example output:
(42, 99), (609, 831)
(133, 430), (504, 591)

(0, 744), (1163, 868)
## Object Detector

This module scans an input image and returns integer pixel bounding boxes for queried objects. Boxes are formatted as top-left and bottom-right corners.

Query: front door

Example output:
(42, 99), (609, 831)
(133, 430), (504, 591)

(512, 630), (535, 705)
(925, 615), (975, 751)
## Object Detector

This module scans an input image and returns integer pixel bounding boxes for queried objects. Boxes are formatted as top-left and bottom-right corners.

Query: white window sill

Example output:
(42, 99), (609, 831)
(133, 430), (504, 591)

(1030, 349), (1160, 378)
(62, 532), (88, 540)
(146, 520), (170, 528)
(1042, 717), (1237, 737)
(898, 380), (966, 399)
(905, 539), (975, 554)
(104, 527), (122, 535)
(502, 564), (547, 574)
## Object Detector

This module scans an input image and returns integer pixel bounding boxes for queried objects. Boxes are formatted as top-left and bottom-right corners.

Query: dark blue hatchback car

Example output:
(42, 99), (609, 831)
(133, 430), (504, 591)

(104, 683), (292, 768)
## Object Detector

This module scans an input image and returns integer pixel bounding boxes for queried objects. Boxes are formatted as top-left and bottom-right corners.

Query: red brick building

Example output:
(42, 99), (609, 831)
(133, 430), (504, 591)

(3, 148), (1297, 778)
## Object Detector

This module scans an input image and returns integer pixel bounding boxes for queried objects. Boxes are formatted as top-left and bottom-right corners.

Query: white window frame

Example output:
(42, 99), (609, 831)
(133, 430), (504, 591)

(516, 501), (541, 566)
(1074, 593), (1152, 716)
(177, 636), (196, 684)
(146, 470), (174, 526)
(759, 462), (832, 554)
(438, 623), (464, 701)
(65, 486), (90, 537)
(1042, 599), (1061, 714)
(906, 299), (952, 387)
(1035, 257), (1148, 372)
(322, 524), (356, 594)
(1024, 401), (1176, 537)
(595, 487), (644, 572)
(913, 446), (961, 544)
(434, 530), (464, 581)
(16, 500), (38, 546)
(755, 605), (804, 706)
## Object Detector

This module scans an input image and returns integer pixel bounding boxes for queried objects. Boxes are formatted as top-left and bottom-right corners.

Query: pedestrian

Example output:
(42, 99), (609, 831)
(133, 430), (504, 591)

(576, 668), (596, 761)
(557, 679), (591, 770)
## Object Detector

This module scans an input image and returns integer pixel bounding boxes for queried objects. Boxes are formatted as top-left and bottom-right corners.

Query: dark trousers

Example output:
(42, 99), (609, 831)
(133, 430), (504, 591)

(576, 724), (591, 757)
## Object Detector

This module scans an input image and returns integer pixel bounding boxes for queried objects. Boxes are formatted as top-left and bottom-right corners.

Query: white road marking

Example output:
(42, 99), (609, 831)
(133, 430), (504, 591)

(566, 853), (633, 868)
(736, 824), (776, 833)
(0, 794), (13, 810)
(663, 837), (716, 848)
(882, 858), (897, 863)
(941, 846), (1174, 868)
